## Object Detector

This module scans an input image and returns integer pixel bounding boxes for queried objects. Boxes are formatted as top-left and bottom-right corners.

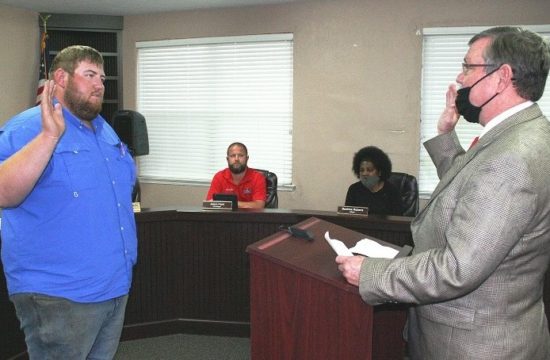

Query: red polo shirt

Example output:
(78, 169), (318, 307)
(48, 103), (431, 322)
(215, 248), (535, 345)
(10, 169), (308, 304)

(206, 167), (266, 202)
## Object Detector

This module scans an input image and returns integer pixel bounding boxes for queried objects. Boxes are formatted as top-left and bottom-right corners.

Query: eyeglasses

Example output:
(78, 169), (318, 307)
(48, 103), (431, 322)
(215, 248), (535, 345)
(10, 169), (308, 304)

(461, 63), (496, 74)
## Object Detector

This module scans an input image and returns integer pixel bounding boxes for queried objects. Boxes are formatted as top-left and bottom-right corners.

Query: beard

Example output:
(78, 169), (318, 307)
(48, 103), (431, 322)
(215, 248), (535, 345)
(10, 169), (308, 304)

(64, 78), (103, 122)
(229, 163), (246, 174)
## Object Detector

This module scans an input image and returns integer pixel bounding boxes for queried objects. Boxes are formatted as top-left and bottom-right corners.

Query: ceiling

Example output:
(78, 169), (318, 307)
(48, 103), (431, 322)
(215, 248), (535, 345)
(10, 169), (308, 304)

(0, 0), (300, 16)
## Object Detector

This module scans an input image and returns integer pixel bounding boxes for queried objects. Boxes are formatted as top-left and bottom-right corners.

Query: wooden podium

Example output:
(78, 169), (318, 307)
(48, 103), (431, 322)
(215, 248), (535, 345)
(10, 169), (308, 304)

(247, 217), (409, 360)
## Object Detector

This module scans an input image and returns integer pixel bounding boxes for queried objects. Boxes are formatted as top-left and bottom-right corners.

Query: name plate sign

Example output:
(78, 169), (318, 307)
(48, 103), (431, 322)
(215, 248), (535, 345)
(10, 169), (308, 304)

(132, 202), (142, 213)
(337, 206), (369, 216)
(203, 200), (234, 210)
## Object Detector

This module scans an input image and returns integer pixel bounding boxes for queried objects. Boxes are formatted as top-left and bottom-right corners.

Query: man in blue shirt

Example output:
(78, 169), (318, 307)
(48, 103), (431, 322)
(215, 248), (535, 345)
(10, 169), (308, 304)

(0, 45), (137, 359)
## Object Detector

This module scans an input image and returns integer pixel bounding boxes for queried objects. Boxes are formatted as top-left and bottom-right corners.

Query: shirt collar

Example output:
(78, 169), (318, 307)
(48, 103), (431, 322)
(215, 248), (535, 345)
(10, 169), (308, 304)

(480, 100), (533, 138)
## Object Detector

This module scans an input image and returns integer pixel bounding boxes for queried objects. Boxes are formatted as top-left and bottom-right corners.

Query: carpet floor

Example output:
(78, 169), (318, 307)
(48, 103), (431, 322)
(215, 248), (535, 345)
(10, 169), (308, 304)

(114, 334), (250, 360)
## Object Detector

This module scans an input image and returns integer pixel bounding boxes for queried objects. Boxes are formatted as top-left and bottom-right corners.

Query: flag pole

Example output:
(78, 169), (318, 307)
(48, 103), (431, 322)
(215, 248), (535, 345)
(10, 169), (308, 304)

(40, 14), (51, 80)
(36, 14), (51, 105)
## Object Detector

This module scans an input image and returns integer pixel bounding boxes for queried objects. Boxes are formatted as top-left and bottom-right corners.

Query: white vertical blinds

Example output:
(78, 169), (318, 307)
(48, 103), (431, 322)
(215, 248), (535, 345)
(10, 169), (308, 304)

(136, 34), (294, 185)
(419, 26), (550, 196)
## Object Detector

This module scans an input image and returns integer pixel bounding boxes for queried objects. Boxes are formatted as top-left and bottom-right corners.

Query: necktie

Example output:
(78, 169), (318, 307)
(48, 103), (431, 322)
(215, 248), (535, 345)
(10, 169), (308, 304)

(468, 136), (480, 150)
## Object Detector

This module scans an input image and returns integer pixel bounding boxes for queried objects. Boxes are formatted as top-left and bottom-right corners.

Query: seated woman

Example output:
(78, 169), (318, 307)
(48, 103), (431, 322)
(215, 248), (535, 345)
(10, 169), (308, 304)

(345, 146), (403, 216)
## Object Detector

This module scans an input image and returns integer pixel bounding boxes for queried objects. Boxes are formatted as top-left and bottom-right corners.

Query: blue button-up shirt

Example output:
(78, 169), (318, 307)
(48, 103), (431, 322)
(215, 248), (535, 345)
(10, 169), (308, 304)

(0, 104), (137, 302)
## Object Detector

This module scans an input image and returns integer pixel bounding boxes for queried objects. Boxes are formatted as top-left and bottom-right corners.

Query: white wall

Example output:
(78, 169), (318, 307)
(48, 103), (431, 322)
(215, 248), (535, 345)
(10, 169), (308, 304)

(0, 5), (39, 122)
(123, 0), (550, 211)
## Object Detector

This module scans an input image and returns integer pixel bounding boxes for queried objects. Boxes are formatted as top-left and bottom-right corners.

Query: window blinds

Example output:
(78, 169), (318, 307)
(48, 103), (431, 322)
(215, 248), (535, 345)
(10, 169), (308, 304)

(136, 34), (294, 186)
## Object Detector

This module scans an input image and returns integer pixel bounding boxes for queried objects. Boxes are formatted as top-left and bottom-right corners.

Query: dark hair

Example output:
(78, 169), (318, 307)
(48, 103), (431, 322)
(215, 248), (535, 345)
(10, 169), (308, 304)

(226, 142), (248, 156)
(470, 26), (550, 101)
(352, 146), (392, 181)
(49, 45), (104, 77)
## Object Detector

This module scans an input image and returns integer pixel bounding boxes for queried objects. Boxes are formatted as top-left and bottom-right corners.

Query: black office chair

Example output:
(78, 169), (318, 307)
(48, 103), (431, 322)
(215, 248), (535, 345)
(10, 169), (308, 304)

(132, 178), (141, 203)
(255, 169), (278, 209)
(387, 172), (419, 217)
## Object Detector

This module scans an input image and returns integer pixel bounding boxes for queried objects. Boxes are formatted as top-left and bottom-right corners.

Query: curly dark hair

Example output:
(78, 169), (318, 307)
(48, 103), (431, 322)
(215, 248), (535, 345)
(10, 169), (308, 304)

(351, 146), (392, 181)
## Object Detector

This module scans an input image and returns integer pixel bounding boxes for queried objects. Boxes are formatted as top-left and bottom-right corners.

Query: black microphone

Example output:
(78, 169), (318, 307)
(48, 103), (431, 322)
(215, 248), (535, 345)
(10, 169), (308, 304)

(279, 225), (314, 241)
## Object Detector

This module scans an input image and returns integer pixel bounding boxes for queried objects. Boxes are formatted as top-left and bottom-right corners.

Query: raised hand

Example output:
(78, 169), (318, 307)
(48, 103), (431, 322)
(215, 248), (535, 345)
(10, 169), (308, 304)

(40, 80), (65, 140)
(437, 84), (460, 134)
(0, 80), (67, 206)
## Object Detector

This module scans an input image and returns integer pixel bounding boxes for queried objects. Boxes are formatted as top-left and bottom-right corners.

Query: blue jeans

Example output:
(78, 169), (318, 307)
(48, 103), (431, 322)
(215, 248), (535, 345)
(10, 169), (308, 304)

(10, 293), (128, 360)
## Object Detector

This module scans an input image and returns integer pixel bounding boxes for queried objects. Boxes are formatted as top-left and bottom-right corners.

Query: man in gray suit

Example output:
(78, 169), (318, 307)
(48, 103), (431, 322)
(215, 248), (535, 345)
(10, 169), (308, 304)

(336, 27), (550, 359)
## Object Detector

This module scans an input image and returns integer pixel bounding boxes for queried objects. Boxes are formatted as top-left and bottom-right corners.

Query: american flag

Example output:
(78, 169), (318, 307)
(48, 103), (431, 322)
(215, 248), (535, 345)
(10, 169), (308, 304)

(36, 15), (50, 105)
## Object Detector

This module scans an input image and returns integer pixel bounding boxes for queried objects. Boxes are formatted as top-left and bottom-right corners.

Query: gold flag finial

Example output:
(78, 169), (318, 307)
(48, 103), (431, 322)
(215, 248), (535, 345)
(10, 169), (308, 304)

(39, 14), (51, 33)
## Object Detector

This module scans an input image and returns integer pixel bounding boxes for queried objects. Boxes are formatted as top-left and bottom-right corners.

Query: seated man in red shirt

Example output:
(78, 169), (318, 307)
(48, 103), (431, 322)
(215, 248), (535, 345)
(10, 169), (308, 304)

(206, 142), (266, 209)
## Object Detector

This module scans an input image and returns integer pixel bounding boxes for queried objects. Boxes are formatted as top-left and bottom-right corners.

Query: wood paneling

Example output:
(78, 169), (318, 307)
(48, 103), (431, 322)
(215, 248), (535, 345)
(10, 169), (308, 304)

(248, 218), (408, 359)
(2, 207), (547, 359)
(122, 208), (413, 340)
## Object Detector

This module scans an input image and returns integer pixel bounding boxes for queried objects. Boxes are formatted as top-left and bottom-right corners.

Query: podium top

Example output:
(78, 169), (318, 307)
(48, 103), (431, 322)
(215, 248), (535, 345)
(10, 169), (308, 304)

(247, 217), (411, 292)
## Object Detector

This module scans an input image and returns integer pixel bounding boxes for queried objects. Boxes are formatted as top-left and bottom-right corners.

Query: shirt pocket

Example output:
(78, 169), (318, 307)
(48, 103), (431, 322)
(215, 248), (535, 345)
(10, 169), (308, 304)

(103, 141), (136, 187)
(53, 141), (99, 191)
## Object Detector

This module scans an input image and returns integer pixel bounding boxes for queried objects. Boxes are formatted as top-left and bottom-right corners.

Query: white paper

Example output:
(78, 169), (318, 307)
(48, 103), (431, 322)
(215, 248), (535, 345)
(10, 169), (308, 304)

(324, 231), (399, 258)
(349, 238), (399, 259)
(324, 231), (354, 256)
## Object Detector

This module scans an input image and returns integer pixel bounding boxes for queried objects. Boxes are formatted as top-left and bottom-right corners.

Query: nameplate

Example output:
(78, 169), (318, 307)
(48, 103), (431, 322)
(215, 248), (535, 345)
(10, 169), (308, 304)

(337, 206), (369, 216)
(203, 200), (234, 210)
(132, 202), (142, 213)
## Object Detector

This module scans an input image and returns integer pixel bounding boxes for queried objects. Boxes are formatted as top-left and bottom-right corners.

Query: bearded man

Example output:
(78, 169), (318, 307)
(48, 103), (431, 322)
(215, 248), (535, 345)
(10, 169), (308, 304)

(0, 45), (137, 359)
(206, 142), (266, 209)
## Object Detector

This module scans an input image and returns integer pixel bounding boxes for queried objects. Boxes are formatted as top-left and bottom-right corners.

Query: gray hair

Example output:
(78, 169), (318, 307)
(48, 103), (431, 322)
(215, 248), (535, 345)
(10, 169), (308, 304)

(470, 26), (550, 101)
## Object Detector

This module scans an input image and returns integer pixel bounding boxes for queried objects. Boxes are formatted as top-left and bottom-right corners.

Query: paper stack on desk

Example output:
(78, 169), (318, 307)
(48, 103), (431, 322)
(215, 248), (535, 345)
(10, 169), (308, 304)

(324, 231), (399, 258)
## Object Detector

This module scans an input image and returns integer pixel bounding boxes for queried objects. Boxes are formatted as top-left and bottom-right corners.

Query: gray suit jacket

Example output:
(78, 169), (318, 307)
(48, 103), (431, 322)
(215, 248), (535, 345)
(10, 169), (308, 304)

(359, 104), (550, 359)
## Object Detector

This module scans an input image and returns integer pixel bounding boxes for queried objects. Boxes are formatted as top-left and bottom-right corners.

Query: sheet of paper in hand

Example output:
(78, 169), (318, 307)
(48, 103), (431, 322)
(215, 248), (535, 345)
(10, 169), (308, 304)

(349, 238), (399, 258)
(324, 231), (354, 256)
(324, 231), (399, 258)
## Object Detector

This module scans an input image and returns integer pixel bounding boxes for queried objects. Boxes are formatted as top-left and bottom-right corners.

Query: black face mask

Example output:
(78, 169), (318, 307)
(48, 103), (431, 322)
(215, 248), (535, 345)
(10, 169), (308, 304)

(455, 67), (500, 123)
